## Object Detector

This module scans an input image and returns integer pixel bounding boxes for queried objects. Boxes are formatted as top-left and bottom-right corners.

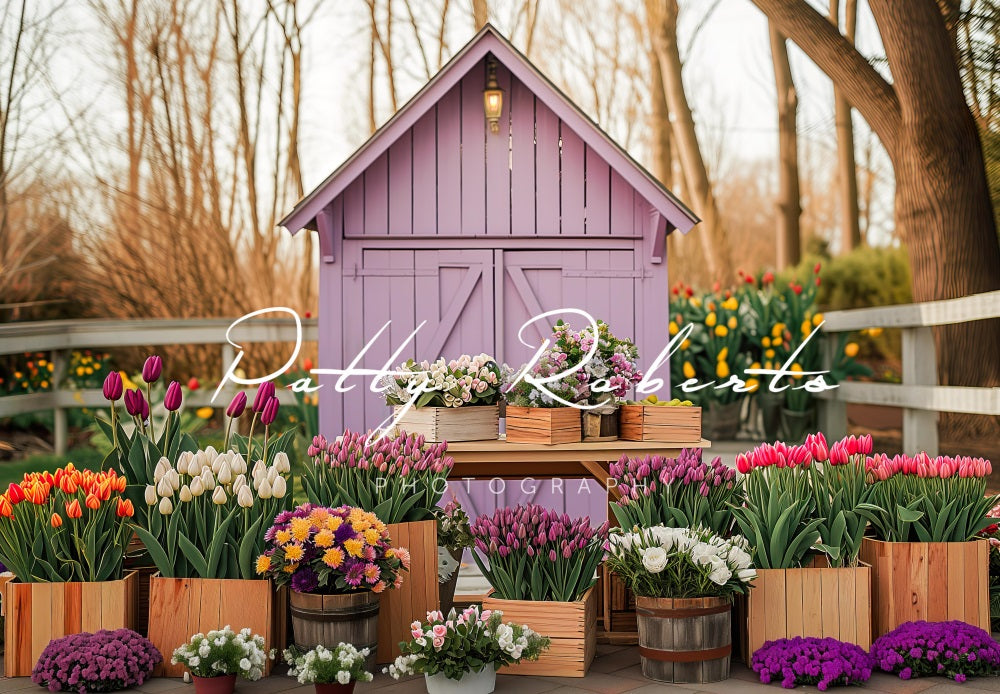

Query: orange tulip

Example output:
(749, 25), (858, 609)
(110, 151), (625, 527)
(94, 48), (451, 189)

(50, 513), (63, 528)
(60, 477), (78, 494)
(116, 498), (134, 518)
(25, 484), (47, 505)
(0, 496), (12, 518)
(116, 477), (127, 493)
(65, 462), (76, 472)
(85, 493), (100, 510)
(98, 480), (111, 500)
(65, 499), (82, 519)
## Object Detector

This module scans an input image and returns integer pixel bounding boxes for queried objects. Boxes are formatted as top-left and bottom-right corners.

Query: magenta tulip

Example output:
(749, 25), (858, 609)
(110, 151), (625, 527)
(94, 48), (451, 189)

(163, 380), (182, 411)
(226, 391), (247, 418)
(252, 381), (275, 413)
(260, 395), (279, 426)
(142, 355), (163, 384)
(102, 371), (123, 401)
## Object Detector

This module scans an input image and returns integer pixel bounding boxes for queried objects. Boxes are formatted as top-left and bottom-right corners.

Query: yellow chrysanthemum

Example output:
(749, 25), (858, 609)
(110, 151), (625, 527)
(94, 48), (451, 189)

(352, 517), (372, 533)
(344, 538), (364, 558)
(705, 312), (717, 328)
(275, 529), (293, 546)
(372, 520), (387, 535)
(290, 517), (313, 542)
(255, 555), (271, 574)
(283, 563), (299, 573)
(309, 508), (331, 524)
(682, 361), (695, 380)
(714, 325), (728, 337)
(348, 507), (367, 525)
(326, 516), (343, 531)
(284, 544), (305, 561)
(364, 528), (381, 546)
(385, 549), (395, 558)
(323, 548), (345, 568)
(314, 530), (335, 548)
(716, 361), (730, 379)
(668, 321), (679, 336)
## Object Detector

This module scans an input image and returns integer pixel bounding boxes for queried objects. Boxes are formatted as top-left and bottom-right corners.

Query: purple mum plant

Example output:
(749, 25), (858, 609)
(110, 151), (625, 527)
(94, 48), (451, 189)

(31, 629), (161, 693)
(752, 637), (873, 690)
(872, 620), (1000, 683)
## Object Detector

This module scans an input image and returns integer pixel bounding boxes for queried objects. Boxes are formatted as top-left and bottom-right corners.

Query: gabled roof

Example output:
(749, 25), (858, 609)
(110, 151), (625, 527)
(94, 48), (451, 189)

(281, 24), (699, 234)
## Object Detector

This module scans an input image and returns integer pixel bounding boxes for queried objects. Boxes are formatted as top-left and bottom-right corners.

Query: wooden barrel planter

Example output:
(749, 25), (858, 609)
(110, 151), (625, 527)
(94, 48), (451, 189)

(290, 591), (379, 670)
(635, 596), (731, 684)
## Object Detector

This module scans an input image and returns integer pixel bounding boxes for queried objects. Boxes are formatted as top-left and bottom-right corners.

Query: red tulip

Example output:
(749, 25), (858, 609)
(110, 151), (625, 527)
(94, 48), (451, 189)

(187, 377), (200, 391)
(7, 483), (24, 504)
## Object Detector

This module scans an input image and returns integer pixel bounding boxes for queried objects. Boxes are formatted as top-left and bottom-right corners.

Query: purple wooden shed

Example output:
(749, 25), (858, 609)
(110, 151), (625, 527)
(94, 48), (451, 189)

(281, 26), (698, 518)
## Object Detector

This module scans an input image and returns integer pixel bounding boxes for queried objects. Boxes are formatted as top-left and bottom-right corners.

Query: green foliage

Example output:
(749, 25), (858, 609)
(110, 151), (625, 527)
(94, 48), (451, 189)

(864, 475), (997, 543)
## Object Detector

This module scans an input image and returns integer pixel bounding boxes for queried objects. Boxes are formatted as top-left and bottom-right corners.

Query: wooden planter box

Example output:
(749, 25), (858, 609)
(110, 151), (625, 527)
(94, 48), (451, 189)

(3, 572), (138, 677)
(860, 537), (989, 637)
(619, 405), (701, 443)
(743, 558), (871, 664)
(148, 575), (285, 677)
(482, 587), (596, 677)
(393, 404), (499, 442)
(377, 520), (439, 663)
(599, 566), (638, 641)
(505, 406), (582, 445)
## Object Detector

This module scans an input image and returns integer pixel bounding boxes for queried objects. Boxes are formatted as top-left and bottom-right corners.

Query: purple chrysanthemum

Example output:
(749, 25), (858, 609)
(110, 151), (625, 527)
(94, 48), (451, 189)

(751, 637), (872, 690)
(871, 620), (1000, 682)
(345, 561), (365, 587)
(290, 565), (319, 593)
(32, 629), (161, 693)
(334, 522), (357, 544)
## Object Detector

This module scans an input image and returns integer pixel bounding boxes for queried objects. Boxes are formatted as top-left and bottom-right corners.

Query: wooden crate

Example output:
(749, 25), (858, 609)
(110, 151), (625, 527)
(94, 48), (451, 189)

(378, 520), (439, 663)
(505, 406), (582, 445)
(148, 575), (284, 677)
(3, 572), (138, 677)
(483, 587), (597, 677)
(393, 405), (499, 442)
(743, 559), (871, 664)
(599, 566), (637, 640)
(619, 405), (701, 443)
(860, 537), (989, 638)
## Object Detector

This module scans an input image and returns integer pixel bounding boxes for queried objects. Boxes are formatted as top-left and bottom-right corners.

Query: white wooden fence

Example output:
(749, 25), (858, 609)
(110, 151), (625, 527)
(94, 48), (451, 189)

(0, 318), (317, 454)
(818, 290), (1000, 456)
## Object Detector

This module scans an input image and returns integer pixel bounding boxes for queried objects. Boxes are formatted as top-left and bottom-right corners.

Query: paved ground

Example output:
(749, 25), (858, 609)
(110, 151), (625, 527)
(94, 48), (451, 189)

(5, 644), (1000, 694)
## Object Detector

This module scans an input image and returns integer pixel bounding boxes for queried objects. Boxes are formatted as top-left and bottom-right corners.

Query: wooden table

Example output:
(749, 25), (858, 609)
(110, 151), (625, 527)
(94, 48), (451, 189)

(444, 437), (711, 645)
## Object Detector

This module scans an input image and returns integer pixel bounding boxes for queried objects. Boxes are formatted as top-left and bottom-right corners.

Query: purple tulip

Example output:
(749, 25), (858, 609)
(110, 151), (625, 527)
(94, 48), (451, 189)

(252, 381), (275, 413)
(163, 381), (182, 411)
(226, 391), (247, 418)
(102, 371), (123, 401)
(260, 395), (279, 426)
(142, 355), (162, 384)
(124, 388), (147, 418)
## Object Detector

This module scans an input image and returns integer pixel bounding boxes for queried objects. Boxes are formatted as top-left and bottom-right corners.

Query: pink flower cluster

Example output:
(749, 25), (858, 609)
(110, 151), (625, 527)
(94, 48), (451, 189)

(610, 448), (735, 500)
(471, 503), (609, 561)
(866, 452), (992, 481)
(410, 607), (492, 650)
(307, 429), (453, 476)
(736, 433), (875, 474)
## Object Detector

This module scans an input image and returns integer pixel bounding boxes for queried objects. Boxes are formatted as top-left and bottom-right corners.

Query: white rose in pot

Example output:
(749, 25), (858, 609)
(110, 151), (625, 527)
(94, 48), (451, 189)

(641, 546), (669, 573)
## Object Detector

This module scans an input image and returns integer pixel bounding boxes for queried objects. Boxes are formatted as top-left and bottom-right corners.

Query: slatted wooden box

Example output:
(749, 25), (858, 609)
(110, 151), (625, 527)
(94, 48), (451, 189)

(377, 520), (440, 663)
(147, 576), (285, 677)
(3, 572), (138, 677)
(860, 538), (989, 638)
(505, 406), (582, 445)
(742, 558), (871, 664)
(483, 587), (596, 677)
(393, 404), (499, 442)
(619, 405), (701, 443)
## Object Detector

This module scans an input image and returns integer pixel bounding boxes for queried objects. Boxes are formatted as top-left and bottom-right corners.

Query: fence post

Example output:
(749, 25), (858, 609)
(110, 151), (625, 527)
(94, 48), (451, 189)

(817, 333), (848, 441)
(52, 349), (69, 456)
(901, 326), (938, 456)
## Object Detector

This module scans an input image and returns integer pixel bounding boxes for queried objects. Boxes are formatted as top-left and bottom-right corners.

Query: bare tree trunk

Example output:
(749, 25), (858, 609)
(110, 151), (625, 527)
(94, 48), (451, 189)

(0, 0), (27, 260)
(647, 0), (733, 282)
(769, 25), (801, 268)
(473, 0), (488, 29)
(830, 0), (861, 252)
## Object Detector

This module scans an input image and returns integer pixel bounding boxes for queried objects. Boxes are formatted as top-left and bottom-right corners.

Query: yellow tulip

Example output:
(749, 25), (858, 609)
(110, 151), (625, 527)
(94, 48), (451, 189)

(683, 361), (695, 379)
(705, 312), (717, 327)
(691, 297), (702, 308)
(790, 363), (804, 379)
(773, 336), (783, 347)
(750, 362), (761, 371)
(765, 361), (774, 370)
(680, 339), (691, 350)
(669, 321), (679, 336)
(716, 361), (730, 379)
(801, 320), (812, 336)
(722, 297), (739, 311)
(717, 347), (729, 362)
(812, 313), (824, 326)
(771, 323), (785, 338)
(762, 336), (771, 348)
(745, 378), (759, 392)
(727, 316), (738, 330)
(765, 349), (775, 359)
(845, 342), (860, 358)
(715, 325), (728, 337)
(196, 407), (214, 419)
(866, 327), (883, 337)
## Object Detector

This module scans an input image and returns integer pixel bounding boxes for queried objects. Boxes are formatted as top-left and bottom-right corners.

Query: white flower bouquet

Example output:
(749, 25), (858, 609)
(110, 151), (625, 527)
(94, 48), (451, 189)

(606, 525), (756, 599)
(382, 354), (502, 408)
(171, 626), (274, 680)
(283, 643), (373, 685)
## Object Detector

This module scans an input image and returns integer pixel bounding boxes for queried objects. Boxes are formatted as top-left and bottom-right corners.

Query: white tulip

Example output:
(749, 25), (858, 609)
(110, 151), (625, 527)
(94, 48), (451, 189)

(271, 476), (287, 499)
(257, 478), (273, 500)
(237, 486), (254, 508)
(230, 453), (247, 475)
(273, 452), (290, 474)
(252, 459), (266, 478)
(190, 477), (205, 497)
(157, 477), (173, 498)
(212, 486), (227, 505)
(166, 468), (180, 490)
(144, 485), (157, 506)
(232, 474), (247, 495)
(200, 469), (216, 491)
(204, 445), (218, 459)
(159, 497), (173, 515)
(153, 457), (170, 483)
(266, 467), (278, 484)
(211, 453), (226, 474)
(217, 461), (233, 485)
(179, 485), (193, 503)
(176, 454), (189, 475)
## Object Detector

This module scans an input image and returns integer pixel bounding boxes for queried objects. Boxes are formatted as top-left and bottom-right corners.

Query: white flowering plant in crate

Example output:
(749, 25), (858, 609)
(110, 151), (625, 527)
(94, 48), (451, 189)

(606, 525), (756, 599)
(283, 643), (374, 685)
(171, 626), (274, 680)
(382, 354), (502, 408)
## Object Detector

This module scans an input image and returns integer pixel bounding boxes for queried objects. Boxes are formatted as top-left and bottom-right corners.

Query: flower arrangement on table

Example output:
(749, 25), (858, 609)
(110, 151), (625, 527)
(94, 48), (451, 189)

(171, 626), (274, 686)
(382, 354), (502, 408)
(130, 445), (292, 579)
(470, 503), (608, 602)
(284, 643), (373, 688)
(864, 452), (997, 542)
(302, 429), (453, 524)
(435, 499), (473, 584)
(751, 637), (873, 690)
(609, 448), (741, 535)
(32, 629), (162, 694)
(0, 464), (134, 581)
(605, 525), (755, 598)
(255, 504), (408, 595)
(871, 621), (1000, 682)
(385, 605), (549, 685)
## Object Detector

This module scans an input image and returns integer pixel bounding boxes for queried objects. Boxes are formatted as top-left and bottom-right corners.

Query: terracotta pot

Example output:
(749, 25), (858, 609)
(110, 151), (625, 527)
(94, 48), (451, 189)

(315, 683), (356, 694)
(192, 674), (237, 694)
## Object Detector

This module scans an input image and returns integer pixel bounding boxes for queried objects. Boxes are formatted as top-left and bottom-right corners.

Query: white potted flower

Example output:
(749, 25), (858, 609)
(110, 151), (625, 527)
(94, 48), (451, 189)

(171, 626), (273, 694)
(284, 642), (374, 694)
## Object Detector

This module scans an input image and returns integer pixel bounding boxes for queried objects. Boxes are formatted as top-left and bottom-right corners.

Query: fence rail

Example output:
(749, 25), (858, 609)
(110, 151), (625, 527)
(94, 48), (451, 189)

(0, 318), (317, 454)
